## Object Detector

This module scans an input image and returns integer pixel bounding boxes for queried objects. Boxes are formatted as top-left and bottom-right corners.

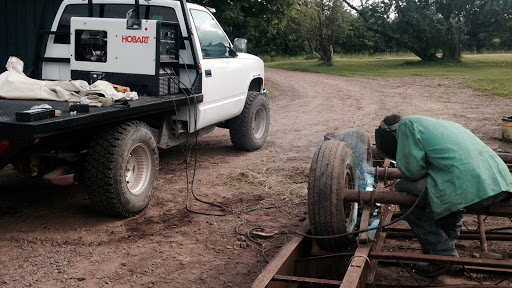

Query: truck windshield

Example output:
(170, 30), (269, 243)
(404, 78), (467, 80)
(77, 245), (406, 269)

(55, 4), (178, 44)
(190, 9), (231, 58)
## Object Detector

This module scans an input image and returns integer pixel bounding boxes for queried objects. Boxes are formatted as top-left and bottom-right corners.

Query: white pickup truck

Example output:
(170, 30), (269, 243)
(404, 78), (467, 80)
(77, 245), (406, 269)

(0, 0), (269, 217)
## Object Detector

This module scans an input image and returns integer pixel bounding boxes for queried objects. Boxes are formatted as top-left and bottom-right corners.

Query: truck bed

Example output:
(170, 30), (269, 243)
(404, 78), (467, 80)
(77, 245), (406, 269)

(0, 93), (203, 169)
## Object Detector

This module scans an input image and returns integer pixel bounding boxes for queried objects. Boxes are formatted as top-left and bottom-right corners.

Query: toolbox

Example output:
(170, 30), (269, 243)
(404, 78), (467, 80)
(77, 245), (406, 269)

(15, 109), (56, 122)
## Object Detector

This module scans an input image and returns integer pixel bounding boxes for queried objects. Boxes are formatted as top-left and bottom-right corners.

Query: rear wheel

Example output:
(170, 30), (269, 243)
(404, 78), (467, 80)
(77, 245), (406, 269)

(229, 91), (270, 151)
(84, 121), (159, 217)
(308, 140), (358, 251)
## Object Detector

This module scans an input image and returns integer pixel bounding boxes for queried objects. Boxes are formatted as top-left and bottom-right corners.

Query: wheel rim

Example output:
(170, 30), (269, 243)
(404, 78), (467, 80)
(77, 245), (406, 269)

(125, 144), (151, 196)
(344, 164), (358, 232)
(252, 106), (267, 139)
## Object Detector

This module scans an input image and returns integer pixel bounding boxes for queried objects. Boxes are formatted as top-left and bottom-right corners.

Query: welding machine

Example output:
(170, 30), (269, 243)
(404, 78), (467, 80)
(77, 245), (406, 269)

(70, 17), (180, 96)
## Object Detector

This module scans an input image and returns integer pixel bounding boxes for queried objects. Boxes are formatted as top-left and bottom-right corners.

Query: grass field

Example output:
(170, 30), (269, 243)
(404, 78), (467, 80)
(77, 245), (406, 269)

(265, 53), (512, 98)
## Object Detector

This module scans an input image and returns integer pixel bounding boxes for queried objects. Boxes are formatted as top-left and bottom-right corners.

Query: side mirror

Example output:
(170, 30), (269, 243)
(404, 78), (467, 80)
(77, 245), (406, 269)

(233, 38), (248, 53)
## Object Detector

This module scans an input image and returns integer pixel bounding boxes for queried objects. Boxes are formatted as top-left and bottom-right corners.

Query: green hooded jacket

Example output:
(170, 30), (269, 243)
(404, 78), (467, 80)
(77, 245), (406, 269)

(396, 115), (512, 219)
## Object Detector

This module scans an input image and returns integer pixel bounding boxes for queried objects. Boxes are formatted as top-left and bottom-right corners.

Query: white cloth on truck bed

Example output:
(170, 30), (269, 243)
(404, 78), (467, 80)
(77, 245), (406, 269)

(0, 57), (138, 106)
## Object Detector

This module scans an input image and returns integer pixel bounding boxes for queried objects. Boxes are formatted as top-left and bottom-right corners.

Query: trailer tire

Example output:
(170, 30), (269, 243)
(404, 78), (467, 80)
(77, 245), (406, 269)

(229, 91), (270, 151)
(84, 121), (159, 217)
(308, 140), (358, 252)
(325, 129), (371, 189)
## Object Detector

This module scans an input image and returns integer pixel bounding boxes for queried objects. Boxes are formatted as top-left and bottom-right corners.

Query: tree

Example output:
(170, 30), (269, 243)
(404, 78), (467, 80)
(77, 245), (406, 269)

(303, 0), (347, 63)
(189, 0), (296, 55)
(343, 0), (512, 61)
(463, 0), (512, 52)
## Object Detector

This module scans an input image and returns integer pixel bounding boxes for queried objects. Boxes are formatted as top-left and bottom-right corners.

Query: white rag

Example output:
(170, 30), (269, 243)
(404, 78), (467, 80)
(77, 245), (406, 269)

(0, 56), (138, 106)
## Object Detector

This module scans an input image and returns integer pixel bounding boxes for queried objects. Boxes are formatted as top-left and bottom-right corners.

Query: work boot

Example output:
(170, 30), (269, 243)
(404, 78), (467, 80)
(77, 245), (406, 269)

(414, 263), (462, 278)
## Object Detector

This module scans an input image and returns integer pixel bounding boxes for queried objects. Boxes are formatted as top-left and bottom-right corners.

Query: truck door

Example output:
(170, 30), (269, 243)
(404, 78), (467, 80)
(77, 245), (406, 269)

(190, 9), (247, 129)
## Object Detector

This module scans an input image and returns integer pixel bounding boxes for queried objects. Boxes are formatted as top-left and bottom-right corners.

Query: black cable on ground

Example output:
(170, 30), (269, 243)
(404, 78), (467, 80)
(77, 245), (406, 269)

(235, 214), (269, 263)
(165, 55), (306, 261)
(164, 65), (230, 217)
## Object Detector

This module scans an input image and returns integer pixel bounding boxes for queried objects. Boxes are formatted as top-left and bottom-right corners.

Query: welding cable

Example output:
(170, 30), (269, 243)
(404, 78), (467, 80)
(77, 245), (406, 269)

(235, 214), (270, 263)
(235, 202), (308, 263)
(247, 227), (270, 263)
(165, 67), (230, 217)
(295, 187), (427, 239)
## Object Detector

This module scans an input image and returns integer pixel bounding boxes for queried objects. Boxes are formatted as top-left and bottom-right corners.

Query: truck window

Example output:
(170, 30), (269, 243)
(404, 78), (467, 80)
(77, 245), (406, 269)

(55, 4), (178, 44)
(190, 9), (231, 58)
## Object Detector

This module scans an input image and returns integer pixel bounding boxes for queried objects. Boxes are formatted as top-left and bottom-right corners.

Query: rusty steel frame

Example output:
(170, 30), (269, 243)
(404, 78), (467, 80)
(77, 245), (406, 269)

(252, 157), (512, 288)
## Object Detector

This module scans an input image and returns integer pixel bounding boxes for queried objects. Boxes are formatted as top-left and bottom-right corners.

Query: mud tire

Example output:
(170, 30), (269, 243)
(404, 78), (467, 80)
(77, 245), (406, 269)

(229, 91), (270, 151)
(84, 121), (159, 217)
(308, 140), (358, 252)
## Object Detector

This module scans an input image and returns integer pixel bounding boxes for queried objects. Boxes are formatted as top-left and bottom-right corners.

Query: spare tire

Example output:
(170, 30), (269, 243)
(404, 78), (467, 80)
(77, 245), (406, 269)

(308, 140), (358, 252)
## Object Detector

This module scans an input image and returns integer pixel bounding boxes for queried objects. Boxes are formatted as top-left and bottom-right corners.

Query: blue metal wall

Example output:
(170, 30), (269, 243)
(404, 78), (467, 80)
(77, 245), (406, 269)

(0, 0), (63, 77)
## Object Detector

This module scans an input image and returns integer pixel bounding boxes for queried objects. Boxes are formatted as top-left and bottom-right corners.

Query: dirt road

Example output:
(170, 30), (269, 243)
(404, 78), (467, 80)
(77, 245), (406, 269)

(1, 68), (511, 287)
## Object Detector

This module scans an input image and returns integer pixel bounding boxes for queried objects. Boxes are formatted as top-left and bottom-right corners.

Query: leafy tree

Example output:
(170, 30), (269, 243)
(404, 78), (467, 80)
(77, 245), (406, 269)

(189, 0), (296, 55)
(303, 0), (347, 63)
(342, 0), (512, 61)
(463, 0), (512, 52)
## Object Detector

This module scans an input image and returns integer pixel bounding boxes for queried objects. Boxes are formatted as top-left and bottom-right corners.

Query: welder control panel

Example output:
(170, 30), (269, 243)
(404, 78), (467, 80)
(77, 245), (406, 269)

(71, 17), (179, 75)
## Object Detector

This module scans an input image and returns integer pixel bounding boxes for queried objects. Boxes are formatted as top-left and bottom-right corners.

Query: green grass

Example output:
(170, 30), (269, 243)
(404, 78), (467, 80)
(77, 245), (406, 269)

(265, 53), (512, 98)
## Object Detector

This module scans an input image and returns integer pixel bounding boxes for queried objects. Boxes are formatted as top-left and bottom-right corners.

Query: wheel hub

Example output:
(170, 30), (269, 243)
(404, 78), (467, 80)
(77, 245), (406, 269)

(125, 144), (151, 196)
(252, 106), (266, 138)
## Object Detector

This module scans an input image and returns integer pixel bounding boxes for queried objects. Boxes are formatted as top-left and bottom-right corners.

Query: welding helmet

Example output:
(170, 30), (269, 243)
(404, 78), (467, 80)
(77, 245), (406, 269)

(375, 121), (398, 160)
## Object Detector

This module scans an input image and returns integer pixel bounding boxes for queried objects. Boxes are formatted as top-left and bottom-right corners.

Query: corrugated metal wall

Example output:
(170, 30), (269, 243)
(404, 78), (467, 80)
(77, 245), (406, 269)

(0, 0), (63, 77)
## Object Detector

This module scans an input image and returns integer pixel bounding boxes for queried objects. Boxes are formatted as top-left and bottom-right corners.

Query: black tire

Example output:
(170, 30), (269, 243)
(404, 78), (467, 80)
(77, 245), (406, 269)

(325, 129), (371, 190)
(84, 121), (159, 217)
(229, 91), (270, 151)
(308, 140), (358, 252)
(340, 129), (371, 190)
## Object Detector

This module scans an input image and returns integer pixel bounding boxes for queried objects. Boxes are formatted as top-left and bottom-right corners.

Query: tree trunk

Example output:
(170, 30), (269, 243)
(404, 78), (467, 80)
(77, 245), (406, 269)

(440, 0), (462, 60)
(308, 39), (317, 55)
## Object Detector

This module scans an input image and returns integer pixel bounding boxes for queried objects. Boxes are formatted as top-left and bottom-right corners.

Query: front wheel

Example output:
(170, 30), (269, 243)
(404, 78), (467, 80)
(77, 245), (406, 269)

(229, 91), (270, 151)
(84, 121), (159, 217)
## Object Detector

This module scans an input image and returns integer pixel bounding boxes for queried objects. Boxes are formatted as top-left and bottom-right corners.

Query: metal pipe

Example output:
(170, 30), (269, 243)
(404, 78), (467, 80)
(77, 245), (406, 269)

(344, 189), (512, 217)
(386, 231), (512, 241)
(179, 0), (201, 88)
(88, 0), (93, 17)
(370, 251), (512, 269)
(343, 189), (425, 207)
(135, 0), (140, 20)
(478, 214), (488, 253)
(385, 230), (512, 241)
(41, 166), (78, 187)
(41, 174), (78, 187)
(372, 167), (402, 180)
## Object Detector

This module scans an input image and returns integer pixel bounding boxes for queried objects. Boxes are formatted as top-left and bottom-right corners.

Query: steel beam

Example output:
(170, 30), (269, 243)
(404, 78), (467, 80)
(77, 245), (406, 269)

(340, 206), (373, 288)
(369, 252), (512, 269)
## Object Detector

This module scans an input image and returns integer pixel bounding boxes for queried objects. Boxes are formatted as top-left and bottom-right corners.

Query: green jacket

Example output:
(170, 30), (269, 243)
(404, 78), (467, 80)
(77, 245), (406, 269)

(396, 115), (512, 219)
